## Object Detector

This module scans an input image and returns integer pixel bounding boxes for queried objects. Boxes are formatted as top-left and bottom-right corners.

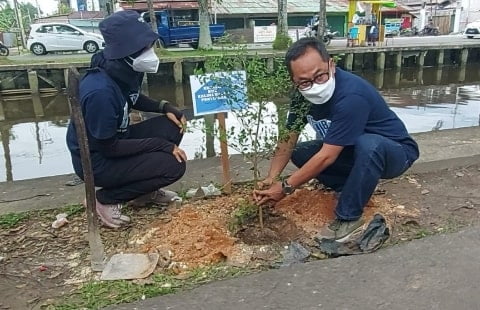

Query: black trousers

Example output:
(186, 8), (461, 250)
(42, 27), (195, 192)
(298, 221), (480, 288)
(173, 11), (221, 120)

(94, 116), (186, 204)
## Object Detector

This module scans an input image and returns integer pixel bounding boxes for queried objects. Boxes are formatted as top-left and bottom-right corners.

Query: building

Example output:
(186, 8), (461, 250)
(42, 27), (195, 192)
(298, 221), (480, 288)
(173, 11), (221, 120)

(63, 0), (114, 14)
(119, 0), (349, 36)
(119, 0), (414, 38)
(460, 0), (480, 29)
(400, 0), (480, 32)
(214, 0), (349, 36)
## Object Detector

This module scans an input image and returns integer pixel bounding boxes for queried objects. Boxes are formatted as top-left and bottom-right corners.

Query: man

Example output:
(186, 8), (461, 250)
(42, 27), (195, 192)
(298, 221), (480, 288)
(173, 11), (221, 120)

(254, 37), (419, 241)
(368, 22), (379, 46)
(66, 10), (187, 228)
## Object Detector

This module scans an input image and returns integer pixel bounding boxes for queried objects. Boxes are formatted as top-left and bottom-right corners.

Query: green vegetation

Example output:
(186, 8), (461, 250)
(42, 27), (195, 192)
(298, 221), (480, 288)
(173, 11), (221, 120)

(0, 212), (29, 229)
(53, 266), (251, 309)
(228, 199), (259, 233)
(0, 1), (39, 33)
(60, 204), (84, 217)
(0, 204), (84, 229)
(193, 40), (292, 227)
(272, 34), (292, 50)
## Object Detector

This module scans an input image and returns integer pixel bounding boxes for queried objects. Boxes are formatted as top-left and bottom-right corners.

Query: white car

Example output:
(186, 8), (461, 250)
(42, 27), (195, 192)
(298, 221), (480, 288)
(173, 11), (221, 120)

(464, 20), (480, 39)
(27, 23), (105, 55)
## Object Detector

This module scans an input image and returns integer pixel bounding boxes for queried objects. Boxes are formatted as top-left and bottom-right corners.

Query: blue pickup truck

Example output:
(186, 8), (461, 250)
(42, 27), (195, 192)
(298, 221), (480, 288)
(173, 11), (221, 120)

(142, 10), (225, 48)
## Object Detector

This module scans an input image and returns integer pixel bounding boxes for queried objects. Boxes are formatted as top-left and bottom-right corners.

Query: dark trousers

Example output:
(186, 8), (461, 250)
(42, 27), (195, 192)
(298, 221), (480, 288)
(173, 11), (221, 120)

(291, 134), (412, 220)
(94, 116), (186, 204)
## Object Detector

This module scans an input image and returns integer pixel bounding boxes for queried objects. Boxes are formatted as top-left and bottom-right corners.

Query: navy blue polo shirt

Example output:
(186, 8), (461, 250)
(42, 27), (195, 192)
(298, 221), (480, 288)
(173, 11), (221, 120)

(286, 68), (419, 162)
(66, 68), (139, 172)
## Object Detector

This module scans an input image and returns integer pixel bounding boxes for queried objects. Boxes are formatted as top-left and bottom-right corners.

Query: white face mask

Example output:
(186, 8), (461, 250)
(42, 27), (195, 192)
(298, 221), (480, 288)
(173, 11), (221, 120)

(129, 47), (159, 73)
(299, 73), (336, 105)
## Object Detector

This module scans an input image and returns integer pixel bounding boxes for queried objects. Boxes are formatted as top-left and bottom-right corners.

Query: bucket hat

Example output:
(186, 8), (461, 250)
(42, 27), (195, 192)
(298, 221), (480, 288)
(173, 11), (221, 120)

(100, 10), (158, 60)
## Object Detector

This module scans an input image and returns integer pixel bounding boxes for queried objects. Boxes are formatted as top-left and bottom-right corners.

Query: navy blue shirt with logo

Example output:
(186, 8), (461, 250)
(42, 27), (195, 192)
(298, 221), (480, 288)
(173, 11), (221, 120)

(286, 68), (419, 162)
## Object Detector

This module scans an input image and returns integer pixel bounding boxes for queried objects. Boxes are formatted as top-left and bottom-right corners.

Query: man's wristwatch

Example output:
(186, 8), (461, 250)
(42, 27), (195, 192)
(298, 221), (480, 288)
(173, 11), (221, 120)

(281, 179), (295, 195)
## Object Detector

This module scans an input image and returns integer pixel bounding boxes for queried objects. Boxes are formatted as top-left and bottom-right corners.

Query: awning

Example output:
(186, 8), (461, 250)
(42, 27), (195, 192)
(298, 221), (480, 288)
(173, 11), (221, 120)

(361, 1), (397, 8)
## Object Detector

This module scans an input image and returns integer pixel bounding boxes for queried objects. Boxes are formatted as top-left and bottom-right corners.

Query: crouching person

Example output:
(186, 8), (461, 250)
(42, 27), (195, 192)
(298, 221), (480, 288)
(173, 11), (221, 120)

(66, 11), (187, 228)
(254, 37), (419, 241)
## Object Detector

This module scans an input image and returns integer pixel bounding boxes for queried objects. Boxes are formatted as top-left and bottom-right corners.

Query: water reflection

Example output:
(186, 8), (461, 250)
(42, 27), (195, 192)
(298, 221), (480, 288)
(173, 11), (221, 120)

(0, 65), (479, 182)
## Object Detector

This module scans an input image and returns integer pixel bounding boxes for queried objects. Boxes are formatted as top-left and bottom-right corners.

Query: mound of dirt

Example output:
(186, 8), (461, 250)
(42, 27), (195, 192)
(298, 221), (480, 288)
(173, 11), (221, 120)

(136, 195), (239, 268)
(132, 189), (385, 269)
(275, 190), (377, 237)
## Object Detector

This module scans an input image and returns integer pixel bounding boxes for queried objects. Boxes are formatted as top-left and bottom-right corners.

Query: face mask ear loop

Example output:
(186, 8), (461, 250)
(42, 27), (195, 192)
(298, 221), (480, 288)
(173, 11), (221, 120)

(124, 57), (134, 69)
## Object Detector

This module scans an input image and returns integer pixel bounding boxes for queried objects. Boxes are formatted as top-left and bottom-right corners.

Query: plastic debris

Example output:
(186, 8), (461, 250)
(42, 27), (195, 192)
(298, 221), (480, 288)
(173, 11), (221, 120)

(39, 265), (47, 272)
(315, 214), (390, 257)
(186, 183), (222, 199)
(280, 241), (311, 267)
(100, 253), (159, 280)
(65, 175), (83, 186)
(51, 213), (69, 229)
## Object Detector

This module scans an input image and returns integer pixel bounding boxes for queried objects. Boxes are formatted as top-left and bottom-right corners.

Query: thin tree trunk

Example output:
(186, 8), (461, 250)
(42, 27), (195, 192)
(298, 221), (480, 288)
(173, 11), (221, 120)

(198, 0), (212, 49)
(0, 127), (12, 182)
(13, 0), (26, 48)
(277, 0), (288, 36)
(146, 0), (162, 49)
(317, 0), (326, 42)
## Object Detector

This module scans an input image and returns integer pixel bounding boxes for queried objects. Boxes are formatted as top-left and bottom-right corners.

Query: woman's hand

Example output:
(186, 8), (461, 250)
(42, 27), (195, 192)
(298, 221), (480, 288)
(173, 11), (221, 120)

(172, 145), (187, 162)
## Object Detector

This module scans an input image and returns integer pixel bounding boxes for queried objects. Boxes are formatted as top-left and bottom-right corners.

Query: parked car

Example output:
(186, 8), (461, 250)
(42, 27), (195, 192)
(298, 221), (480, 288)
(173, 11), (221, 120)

(142, 11), (225, 49)
(464, 20), (480, 39)
(27, 23), (105, 55)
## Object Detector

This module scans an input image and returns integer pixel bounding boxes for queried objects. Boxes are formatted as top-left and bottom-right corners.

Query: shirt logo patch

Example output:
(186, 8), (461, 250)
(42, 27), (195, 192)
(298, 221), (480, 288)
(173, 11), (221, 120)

(307, 115), (331, 139)
(129, 93), (139, 105)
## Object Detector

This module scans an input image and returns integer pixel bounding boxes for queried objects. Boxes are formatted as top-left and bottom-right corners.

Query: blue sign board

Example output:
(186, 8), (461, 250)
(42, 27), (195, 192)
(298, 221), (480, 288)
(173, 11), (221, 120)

(190, 71), (247, 116)
(77, 0), (87, 11)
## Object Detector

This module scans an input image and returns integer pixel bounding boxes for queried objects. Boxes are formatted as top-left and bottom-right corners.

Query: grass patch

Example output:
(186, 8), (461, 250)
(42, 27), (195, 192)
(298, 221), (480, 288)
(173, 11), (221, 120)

(4, 57), (90, 66)
(0, 58), (14, 65)
(52, 265), (251, 309)
(0, 212), (29, 229)
(59, 204), (85, 217)
(0, 204), (83, 229)
(157, 48), (281, 59)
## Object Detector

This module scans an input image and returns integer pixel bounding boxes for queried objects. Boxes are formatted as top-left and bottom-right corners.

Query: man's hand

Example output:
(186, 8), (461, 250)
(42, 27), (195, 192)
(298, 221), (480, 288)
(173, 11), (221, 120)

(172, 145), (187, 163)
(253, 182), (285, 206)
(256, 176), (275, 190)
(164, 103), (187, 133)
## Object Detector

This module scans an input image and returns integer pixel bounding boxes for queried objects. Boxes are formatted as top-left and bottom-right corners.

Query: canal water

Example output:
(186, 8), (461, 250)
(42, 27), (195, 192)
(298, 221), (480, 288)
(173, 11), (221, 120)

(0, 65), (479, 182)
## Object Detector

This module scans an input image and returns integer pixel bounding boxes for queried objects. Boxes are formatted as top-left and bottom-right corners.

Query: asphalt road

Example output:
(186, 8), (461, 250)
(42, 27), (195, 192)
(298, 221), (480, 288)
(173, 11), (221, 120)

(5, 34), (479, 62)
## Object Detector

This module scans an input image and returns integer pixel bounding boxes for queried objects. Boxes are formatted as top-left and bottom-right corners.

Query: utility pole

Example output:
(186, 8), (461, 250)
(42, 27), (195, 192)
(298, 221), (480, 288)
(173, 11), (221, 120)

(35, 0), (41, 18)
(13, 0), (26, 49)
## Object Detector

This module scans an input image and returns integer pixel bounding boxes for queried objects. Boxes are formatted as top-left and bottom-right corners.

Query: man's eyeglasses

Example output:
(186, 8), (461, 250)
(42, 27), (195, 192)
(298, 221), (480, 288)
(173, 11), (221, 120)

(295, 64), (331, 91)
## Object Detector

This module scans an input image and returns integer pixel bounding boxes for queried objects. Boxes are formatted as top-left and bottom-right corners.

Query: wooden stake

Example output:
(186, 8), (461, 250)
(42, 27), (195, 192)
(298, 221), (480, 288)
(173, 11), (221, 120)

(217, 113), (232, 194)
(67, 67), (105, 271)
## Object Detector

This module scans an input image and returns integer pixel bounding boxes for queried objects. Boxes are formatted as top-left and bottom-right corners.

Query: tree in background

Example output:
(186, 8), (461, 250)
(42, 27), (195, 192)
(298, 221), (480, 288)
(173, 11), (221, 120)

(0, 4), (15, 31)
(0, 2), (39, 33)
(316, 0), (326, 42)
(277, 0), (288, 36)
(198, 0), (212, 49)
(57, 2), (73, 15)
(273, 0), (291, 50)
